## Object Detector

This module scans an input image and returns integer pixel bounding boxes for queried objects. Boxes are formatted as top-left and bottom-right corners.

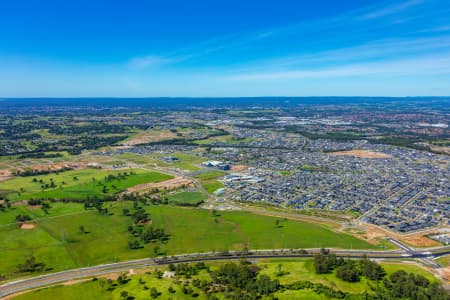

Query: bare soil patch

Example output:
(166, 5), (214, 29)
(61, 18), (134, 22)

(231, 165), (248, 172)
(14, 163), (85, 174)
(20, 223), (36, 230)
(27, 205), (42, 210)
(329, 150), (392, 159)
(357, 222), (441, 247)
(401, 235), (441, 247)
(126, 177), (194, 194)
(123, 130), (177, 146)
(0, 169), (12, 182)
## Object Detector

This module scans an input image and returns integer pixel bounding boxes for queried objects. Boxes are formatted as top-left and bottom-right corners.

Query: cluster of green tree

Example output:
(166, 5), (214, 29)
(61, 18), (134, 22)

(27, 199), (51, 213)
(378, 270), (449, 300)
(97, 273), (162, 299)
(32, 177), (58, 190)
(168, 262), (208, 278)
(103, 171), (135, 182)
(16, 256), (46, 273)
(83, 197), (110, 214)
(126, 205), (169, 250)
(128, 225), (168, 246)
(285, 127), (366, 141)
(0, 199), (11, 211)
(122, 192), (169, 205)
(209, 261), (281, 299)
(286, 280), (346, 299)
(311, 250), (448, 299)
(18, 152), (64, 159)
(314, 250), (385, 282)
(15, 214), (32, 222)
(15, 166), (73, 177)
(48, 123), (145, 135)
(0, 133), (128, 156)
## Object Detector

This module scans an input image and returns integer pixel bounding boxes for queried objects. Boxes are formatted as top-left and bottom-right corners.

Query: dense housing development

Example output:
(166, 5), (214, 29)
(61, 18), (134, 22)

(0, 98), (449, 299)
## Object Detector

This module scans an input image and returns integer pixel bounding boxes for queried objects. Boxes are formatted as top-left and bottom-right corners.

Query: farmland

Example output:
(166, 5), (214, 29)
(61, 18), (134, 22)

(0, 203), (374, 279)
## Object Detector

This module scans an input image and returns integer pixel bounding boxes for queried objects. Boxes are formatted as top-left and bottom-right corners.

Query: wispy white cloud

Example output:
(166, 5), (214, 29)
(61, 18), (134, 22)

(127, 55), (180, 70)
(418, 25), (450, 33)
(226, 54), (450, 81)
(358, 0), (423, 20)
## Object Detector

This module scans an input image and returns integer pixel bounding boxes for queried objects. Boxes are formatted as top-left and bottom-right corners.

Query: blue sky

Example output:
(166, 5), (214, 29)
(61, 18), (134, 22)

(1, 0), (450, 97)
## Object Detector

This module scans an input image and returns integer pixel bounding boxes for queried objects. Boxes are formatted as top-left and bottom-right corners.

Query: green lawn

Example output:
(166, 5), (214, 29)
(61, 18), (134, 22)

(0, 168), (173, 201)
(194, 171), (226, 194)
(0, 203), (374, 279)
(436, 254), (449, 267)
(193, 170), (226, 180)
(167, 191), (206, 206)
(201, 180), (224, 193)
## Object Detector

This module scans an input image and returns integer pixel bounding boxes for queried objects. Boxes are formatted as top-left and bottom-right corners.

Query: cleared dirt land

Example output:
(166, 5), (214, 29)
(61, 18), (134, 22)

(122, 129), (177, 146)
(357, 222), (442, 247)
(329, 150), (392, 158)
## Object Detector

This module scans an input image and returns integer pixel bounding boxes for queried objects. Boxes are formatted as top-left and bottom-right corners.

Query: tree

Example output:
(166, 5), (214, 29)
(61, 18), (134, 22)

(359, 256), (385, 281)
(16, 214), (32, 222)
(313, 252), (338, 274)
(128, 239), (141, 249)
(150, 287), (160, 298)
(16, 256), (46, 273)
(120, 290), (128, 298)
(117, 274), (128, 285)
(336, 261), (360, 282)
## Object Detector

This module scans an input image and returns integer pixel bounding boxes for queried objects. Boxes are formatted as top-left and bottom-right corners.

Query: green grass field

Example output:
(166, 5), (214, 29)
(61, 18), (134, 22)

(436, 254), (449, 267)
(200, 180), (224, 193)
(0, 168), (173, 201)
(193, 170), (226, 180)
(0, 203), (374, 278)
(13, 259), (437, 300)
(193, 170), (226, 193)
(167, 191), (206, 206)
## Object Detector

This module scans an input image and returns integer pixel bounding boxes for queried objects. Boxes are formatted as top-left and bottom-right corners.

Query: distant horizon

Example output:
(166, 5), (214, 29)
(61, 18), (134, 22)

(1, 96), (450, 99)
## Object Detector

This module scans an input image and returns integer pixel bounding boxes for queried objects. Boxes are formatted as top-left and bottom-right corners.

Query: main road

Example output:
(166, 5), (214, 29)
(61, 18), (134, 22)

(1, 243), (449, 298)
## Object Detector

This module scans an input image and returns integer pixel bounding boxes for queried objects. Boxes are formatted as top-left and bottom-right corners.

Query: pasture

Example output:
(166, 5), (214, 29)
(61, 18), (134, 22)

(0, 203), (374, 278)
(0, 168), (173, 201)
(167, 191), (205, 206)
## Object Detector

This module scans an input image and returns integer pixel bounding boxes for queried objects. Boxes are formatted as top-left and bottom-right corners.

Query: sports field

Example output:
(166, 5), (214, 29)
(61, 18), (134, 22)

(0, 203), (374, 278)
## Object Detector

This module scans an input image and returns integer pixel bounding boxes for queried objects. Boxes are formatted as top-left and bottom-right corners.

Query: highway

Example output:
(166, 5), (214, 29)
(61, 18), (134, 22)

(1, 243), (449, 298)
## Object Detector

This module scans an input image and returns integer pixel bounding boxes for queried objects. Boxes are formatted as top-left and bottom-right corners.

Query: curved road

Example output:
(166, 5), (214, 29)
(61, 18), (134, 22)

(1, 245), (449, 298)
